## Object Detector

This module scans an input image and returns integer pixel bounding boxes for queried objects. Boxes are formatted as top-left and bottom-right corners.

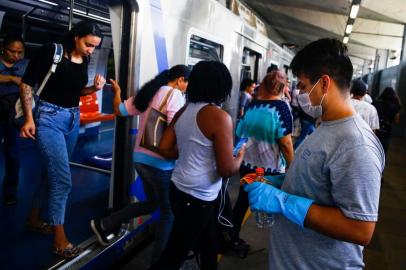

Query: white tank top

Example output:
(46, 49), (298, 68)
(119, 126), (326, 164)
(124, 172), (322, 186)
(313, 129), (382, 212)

(171, 102), (221, 201)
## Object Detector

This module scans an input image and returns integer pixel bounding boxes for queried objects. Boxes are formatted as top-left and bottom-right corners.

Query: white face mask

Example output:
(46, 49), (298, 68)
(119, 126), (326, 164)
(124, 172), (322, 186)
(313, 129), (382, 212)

(297, 78), (326, 118)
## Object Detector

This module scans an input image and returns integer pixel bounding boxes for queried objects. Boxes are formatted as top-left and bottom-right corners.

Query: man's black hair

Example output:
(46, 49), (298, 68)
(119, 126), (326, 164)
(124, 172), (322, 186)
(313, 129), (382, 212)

(186, 61), (232, 105)
(240, 78), (255, 91)
(290, 38), (353, 90)
(351, 79), (367, 97)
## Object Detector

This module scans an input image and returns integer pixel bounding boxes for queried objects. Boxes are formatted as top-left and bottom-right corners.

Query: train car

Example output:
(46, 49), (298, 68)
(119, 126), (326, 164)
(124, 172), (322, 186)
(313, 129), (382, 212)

(361, 61), (406, 137)
(116, 0), (294, 124)
(107, 0), (295, 268)
(0, 0), (294, 269)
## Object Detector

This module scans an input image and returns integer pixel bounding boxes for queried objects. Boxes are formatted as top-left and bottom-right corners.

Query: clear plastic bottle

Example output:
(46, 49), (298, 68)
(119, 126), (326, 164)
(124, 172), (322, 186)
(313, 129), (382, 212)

(254, 168), (274, 228)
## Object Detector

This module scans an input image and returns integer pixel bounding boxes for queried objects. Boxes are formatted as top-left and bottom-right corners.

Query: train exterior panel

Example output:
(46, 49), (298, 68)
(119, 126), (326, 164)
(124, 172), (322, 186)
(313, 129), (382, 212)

(124, 0), (293, 124)
(362, 62), (405, 137)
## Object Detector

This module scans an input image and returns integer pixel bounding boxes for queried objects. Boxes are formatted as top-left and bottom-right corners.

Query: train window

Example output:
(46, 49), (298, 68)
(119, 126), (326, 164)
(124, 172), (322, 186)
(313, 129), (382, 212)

(241, 47), (261, 82)
(187, 34), (223, 67)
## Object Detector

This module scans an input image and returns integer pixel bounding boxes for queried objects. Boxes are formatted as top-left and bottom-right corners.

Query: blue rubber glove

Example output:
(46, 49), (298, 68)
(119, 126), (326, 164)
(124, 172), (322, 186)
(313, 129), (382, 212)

(244, 182), (314, 228)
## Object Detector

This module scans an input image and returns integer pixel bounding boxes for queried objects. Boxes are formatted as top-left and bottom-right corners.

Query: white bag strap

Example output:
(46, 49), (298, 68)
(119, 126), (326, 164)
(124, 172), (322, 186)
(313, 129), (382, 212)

(35, 43), (63, 96)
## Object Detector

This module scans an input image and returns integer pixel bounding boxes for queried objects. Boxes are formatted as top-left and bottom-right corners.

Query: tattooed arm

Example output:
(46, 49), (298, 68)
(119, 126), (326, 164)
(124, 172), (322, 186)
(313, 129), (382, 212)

(19, 82), (36, 139)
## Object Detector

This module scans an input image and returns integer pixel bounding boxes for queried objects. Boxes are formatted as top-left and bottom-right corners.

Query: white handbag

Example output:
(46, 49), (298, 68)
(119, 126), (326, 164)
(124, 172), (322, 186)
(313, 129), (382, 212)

(14, 43), (63, 120)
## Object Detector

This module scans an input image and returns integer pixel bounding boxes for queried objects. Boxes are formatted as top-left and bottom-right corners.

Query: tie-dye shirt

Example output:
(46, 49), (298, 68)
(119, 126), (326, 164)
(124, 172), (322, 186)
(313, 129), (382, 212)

(236, 99), (293, 174)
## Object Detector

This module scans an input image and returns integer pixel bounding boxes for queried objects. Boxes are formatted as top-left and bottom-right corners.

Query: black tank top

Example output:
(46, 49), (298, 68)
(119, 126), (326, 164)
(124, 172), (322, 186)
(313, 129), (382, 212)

(22, 43), (88, 108)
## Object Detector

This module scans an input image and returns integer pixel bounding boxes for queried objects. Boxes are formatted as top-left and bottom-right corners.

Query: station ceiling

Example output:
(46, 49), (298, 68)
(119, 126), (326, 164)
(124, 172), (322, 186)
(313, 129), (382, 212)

(1, 0), (405, 75)
(242, 0), (406, 74)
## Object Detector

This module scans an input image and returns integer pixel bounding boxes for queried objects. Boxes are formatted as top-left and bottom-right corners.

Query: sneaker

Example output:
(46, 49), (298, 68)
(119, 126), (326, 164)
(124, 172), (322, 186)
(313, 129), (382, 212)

(90, 219), (111, 246)
(3, 194), (17, 206)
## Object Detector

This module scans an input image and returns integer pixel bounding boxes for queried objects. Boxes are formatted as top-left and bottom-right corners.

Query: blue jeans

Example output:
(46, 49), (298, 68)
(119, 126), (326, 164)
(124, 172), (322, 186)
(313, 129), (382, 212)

(101, 163), (174, 263)
(0, 95), (20, 198)
(32, 100), (80, 225)
(294, 118), (316, 149)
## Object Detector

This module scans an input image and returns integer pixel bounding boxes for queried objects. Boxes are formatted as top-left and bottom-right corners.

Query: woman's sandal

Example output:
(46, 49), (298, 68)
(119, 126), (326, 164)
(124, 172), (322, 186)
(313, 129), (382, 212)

(53, 243), (82, 259)
(26, 222), (53, 234)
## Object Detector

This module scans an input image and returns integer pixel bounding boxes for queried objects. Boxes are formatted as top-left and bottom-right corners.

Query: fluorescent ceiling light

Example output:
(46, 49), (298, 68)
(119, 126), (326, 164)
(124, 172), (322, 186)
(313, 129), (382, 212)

(67, 7), (86, 15)
(88, 13), (111, 23)
(67, 7), (110, 23)
(74, 12), (111, 23)
(39, 0), (58, 6)
(349, 4), (360, 19)
(345, 24), (353, 34)
(343, 36), (349, 44)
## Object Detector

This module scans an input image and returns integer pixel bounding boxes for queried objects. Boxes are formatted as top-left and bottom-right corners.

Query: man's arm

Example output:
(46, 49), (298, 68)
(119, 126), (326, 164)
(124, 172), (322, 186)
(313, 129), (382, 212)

(245, 183), (376, 246)
(238, 107), (244, 118)
(245, 144), (381, 246)
(278, 134), (294, 167)
(305, 205), (376, 246)
(0, 74), (21, 85)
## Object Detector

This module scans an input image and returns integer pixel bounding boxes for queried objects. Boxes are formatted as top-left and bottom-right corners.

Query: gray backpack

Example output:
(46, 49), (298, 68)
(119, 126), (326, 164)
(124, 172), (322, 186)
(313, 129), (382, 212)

(14, 43), (63, 120)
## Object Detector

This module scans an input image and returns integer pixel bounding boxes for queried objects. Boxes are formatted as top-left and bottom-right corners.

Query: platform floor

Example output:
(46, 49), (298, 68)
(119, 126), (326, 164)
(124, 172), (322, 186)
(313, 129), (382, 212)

(1, 127), (404, 269)
(122, 137), (406, 270)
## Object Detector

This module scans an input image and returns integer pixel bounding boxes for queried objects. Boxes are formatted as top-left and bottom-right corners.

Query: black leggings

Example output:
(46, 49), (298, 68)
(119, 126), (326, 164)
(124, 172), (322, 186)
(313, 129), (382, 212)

(150, 182), (219, 270)
(231, 167), (253, 242)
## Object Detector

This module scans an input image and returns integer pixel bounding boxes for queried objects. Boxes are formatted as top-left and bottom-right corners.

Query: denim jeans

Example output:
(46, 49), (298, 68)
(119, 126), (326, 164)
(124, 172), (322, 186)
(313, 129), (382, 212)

(0, 94), (20, 198)
(33, 100), (80, 225)
(294, 118), (316, 149)
(101, 163), (174, 263)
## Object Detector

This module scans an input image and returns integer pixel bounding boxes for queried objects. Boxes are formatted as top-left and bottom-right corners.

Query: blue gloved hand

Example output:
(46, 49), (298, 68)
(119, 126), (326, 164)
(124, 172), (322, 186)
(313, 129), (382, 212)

(244, 182), (314, 228)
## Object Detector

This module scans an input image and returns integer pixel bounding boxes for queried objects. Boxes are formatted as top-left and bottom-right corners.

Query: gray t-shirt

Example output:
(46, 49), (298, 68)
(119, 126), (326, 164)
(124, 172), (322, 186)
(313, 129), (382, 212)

(269, 115), (384, 270)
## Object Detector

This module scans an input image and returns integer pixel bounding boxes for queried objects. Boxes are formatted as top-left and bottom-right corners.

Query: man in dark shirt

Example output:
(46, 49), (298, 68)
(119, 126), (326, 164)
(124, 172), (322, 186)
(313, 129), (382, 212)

(238, 78), (255, 119)
(0, 35), (28, 205)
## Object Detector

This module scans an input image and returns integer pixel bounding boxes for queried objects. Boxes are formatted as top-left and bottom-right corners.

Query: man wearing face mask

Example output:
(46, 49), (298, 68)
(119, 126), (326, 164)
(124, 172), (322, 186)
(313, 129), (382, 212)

(244, 38), (384, 269)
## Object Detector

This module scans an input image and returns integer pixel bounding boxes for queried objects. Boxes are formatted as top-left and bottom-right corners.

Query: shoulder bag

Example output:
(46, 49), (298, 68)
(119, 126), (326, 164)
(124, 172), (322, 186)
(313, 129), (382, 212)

(140, 88), (174, 153)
